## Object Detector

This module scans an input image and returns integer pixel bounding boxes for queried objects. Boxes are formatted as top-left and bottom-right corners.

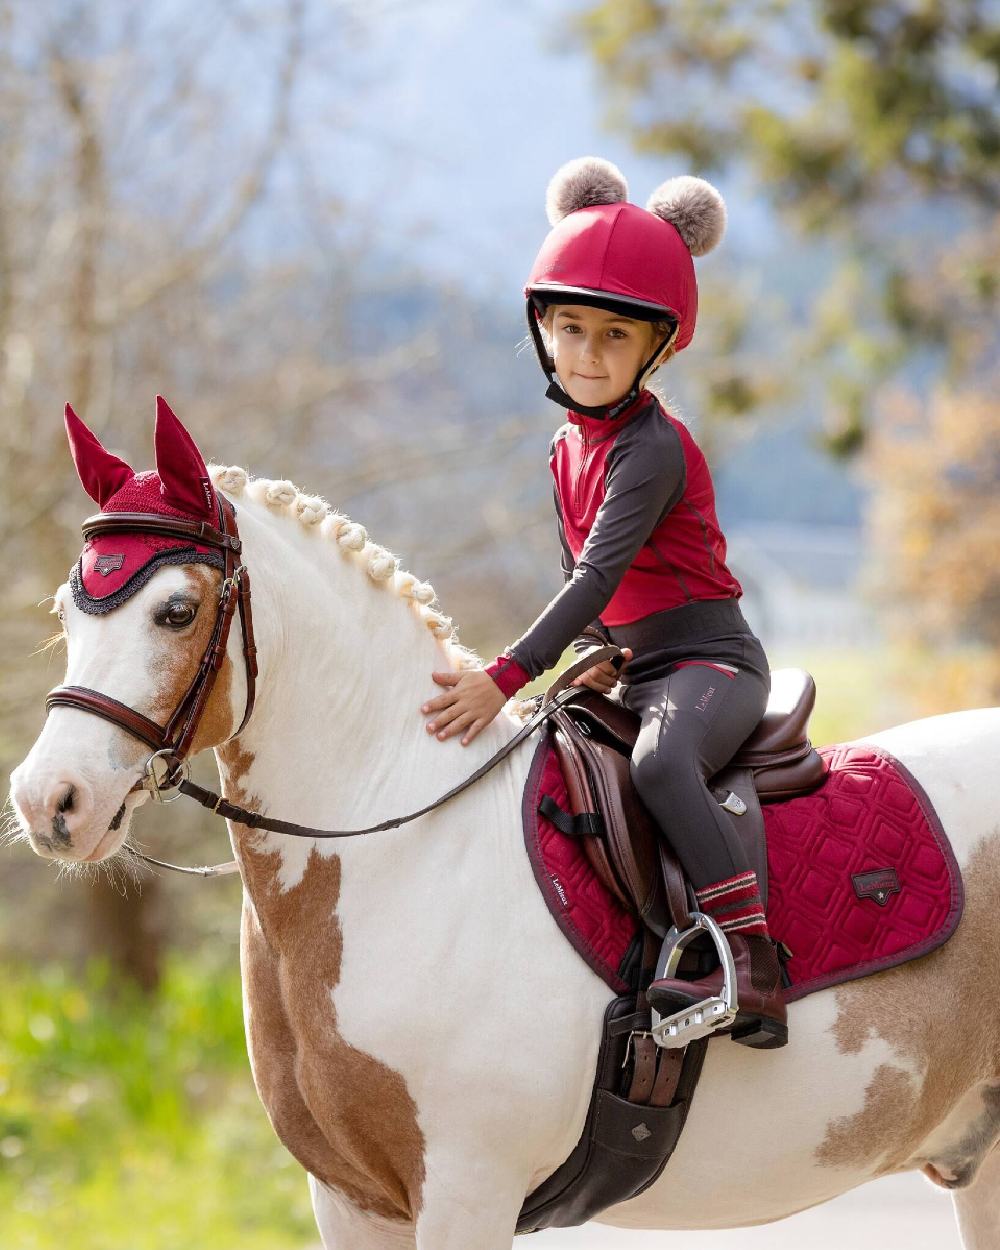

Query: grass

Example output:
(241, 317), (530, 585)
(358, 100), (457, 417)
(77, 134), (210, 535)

(0, 959), (317, 1250)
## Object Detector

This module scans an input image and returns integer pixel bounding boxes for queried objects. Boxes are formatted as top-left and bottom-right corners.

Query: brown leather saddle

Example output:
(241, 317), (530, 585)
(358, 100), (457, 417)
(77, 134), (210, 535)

(546, 666), (828, 939)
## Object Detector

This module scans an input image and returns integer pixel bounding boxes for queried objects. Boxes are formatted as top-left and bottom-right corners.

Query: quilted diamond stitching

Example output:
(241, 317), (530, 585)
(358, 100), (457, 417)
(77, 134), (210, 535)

(525, 737), (962, 1003)
(765, 744), (962, 1002)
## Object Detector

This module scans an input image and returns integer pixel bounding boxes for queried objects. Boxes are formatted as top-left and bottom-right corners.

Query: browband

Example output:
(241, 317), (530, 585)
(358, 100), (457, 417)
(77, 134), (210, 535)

(81, 511), (242, 551)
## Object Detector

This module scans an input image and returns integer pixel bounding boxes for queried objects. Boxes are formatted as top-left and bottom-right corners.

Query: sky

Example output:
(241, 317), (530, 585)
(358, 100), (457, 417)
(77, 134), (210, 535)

(299, 0), (774, 297)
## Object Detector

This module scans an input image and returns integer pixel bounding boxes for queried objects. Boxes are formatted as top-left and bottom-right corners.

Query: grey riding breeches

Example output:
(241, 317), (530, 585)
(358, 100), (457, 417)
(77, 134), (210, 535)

(618, 658), (770, 890)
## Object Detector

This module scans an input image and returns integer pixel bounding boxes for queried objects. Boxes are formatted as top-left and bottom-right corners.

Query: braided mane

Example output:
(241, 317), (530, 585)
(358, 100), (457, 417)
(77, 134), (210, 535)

(209, 464), (481, 672)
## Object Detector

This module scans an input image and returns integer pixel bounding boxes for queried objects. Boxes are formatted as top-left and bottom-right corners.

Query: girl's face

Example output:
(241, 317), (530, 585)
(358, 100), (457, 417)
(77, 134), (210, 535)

(547, 304), (659, 410)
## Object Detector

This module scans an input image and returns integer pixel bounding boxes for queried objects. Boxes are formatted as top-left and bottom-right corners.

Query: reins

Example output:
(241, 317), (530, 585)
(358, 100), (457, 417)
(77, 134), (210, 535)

(44, 497), (622, 879)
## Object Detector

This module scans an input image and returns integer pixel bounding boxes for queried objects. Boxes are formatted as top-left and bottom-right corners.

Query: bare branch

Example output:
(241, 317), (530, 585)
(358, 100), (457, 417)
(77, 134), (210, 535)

(98, 0), (305, 323)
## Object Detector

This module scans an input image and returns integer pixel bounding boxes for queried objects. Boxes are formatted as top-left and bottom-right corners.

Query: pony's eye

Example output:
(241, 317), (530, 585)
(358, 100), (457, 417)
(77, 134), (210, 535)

(161, 602), (197, 629)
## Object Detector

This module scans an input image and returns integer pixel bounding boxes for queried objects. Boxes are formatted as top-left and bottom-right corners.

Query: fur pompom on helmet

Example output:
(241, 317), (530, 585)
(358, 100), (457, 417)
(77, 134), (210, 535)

(545, 156), (629, 226)
(645, 175), (726, 258)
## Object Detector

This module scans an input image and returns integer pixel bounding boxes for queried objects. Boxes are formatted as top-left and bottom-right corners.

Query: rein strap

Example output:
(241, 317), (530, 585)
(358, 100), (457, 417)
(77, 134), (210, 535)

(174, 649), (621, 841)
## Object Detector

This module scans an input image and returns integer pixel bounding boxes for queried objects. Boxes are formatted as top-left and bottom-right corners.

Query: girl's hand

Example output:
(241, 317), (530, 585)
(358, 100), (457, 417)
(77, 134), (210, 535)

(571, 646), (633, 693)
(421, 668), (508, 746)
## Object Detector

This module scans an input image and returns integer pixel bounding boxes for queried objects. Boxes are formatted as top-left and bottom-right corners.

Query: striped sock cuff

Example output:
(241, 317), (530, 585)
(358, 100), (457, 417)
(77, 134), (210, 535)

(695, 870), (756, 905)
(718, 910), (768, 937)
(696, 871), (769, 937)
(696, 872), (761, 917)
(715, 903), (766, 929)
(712, 893), (764, 923)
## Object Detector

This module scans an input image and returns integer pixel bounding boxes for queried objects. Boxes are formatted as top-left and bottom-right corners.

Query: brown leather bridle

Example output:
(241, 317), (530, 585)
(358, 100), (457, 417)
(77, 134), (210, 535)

(43, 495), (622, 878)
(46, 497), (258, 851)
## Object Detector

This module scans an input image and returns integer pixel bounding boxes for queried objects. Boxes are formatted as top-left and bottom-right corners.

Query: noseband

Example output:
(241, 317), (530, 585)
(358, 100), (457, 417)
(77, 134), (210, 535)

(43, 496), (623, 877)
(46, 496), (258, 808)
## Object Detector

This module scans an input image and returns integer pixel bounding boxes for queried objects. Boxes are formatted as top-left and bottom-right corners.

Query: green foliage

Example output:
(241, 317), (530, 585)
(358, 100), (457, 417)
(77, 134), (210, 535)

(0, 959), (316, 1249)
(579, 0), (999, 206)
(572, 0), (1000, 449)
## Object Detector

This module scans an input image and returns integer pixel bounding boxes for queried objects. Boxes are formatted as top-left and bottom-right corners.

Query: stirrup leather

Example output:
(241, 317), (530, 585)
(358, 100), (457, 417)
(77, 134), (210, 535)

(649, 912), (738, 1049)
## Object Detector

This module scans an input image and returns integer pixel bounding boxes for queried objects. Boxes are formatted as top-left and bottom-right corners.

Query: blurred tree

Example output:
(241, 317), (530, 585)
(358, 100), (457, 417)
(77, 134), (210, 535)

(868, 384), (1000, 635)
(573, 0), (1000, 707)
(572, 0), (999, 452)
(0, 1), (548, 981)
(0, 0), (310, 991)
(864, 218), (1000, 698)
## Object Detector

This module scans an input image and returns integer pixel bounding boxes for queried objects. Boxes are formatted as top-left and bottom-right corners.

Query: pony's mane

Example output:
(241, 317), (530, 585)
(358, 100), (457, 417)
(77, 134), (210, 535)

(209, 464), (481, 672)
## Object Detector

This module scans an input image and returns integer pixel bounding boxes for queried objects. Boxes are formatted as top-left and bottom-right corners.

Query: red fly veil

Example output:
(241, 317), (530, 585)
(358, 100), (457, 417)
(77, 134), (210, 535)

(65, 397), (225, 613)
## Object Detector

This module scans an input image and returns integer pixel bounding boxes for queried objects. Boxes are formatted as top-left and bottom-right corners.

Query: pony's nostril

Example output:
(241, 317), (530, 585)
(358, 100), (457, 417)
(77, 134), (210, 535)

(51, 811), (72, 847)
(50, 784), (78, 847)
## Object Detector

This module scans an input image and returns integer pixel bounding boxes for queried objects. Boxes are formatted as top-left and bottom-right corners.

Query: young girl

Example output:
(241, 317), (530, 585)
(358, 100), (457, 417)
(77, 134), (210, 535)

(419, 157), (786, 1049)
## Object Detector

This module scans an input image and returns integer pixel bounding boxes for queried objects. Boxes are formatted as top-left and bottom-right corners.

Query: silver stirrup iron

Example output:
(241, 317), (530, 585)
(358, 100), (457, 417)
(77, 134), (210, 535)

(649, 911), (738, 1049)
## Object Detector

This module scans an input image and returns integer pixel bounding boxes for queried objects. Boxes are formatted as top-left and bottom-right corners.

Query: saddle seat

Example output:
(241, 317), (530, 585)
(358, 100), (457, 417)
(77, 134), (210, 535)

(547, 667), (829, 940)
(565, 667), (827, 799)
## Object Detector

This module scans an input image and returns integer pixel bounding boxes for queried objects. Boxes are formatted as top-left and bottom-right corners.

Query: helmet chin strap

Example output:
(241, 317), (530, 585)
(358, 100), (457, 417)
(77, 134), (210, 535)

(527, 302), (678, 421)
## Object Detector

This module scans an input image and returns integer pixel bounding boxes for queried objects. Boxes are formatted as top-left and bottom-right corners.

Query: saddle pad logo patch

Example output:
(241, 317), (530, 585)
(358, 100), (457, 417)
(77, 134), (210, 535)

(852, 867), (901, 907)
(94, 553), (126, 577)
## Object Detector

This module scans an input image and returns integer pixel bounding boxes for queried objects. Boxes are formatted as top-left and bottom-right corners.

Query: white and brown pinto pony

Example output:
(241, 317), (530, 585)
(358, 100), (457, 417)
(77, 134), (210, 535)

(10, 402), (1000, 1249)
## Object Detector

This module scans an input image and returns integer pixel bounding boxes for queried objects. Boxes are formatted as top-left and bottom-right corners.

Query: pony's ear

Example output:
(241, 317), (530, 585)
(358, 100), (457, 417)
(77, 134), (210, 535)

(64, 403), (134, 507)
(153, 395), (217, 517)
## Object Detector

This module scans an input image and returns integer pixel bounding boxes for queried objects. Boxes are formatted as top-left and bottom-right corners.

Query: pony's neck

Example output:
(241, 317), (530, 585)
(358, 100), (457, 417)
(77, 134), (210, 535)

(217, 493), (518, 876)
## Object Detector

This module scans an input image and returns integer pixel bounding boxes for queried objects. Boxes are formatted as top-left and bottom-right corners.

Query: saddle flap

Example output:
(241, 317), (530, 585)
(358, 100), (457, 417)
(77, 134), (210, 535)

(551, 726), (632, 911)
(552, 713), (673, 935)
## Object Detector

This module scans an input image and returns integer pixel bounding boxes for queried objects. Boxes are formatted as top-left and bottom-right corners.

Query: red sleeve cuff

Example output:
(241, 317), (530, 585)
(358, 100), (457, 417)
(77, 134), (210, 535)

(484, 654), (532, 699)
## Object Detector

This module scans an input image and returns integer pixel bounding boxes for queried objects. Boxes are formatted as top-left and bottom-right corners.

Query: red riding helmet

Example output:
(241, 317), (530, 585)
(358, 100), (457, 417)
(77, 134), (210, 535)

(525, 157), (726, 418)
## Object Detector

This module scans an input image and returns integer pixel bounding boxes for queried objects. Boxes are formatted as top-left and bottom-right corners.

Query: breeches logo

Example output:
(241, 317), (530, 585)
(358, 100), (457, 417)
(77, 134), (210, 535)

(694, 685), (716, 713)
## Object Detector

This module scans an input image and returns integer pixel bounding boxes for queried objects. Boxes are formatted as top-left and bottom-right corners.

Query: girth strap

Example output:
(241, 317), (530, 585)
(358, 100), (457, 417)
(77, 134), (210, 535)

(626, 1035), (684, 1107)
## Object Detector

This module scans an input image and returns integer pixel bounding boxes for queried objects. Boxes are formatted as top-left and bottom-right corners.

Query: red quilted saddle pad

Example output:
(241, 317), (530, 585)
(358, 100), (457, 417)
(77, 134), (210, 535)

(522, 735), (963, 1000)
(523, 736), (637, 991)
(765, 742), (963, 1002)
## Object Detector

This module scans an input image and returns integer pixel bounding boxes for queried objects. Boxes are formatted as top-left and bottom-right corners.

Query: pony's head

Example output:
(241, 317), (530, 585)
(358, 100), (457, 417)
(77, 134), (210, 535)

(9, 398), (247, 866)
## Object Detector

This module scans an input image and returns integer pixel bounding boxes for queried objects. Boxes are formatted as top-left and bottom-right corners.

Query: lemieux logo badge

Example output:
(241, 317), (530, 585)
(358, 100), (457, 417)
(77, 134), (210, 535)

(94, 553), (126, 577)
(852, 867), (901, 907)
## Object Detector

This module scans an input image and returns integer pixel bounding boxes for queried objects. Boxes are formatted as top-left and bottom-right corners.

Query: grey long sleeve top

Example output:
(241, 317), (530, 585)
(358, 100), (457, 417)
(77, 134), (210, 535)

(503, 404), (687, 682)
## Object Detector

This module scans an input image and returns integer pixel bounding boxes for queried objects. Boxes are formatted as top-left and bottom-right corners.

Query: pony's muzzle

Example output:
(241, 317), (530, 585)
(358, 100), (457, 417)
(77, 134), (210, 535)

(10, 765), (96, 855)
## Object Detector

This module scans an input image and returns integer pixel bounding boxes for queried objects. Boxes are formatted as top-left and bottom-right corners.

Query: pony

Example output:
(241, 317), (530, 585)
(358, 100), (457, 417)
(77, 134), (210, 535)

(9, 401), (1000, 1249)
